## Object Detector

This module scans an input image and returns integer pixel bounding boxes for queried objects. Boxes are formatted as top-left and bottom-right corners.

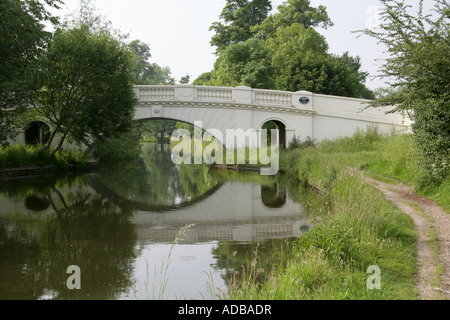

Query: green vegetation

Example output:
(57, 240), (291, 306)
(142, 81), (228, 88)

(29, 24), (137, 156)
(359, 0), (449, 188)
(226, 126), (449, 300)
(282, 128), (449, 213)
(0, 0), (62, 144)
(200, 0), (374, 99)
(0, 145), (88, 170)
(227, 173), (418, 299)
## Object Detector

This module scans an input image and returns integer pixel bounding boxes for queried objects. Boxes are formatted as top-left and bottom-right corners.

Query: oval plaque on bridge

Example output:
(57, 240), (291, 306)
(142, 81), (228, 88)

(299, 97), (310, 105)
(154, 109), (160, 114)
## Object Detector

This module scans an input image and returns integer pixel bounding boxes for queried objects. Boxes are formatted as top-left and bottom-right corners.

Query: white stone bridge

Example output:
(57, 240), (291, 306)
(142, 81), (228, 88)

(134, 85), (411, 147)
(17, 85), (411, 147)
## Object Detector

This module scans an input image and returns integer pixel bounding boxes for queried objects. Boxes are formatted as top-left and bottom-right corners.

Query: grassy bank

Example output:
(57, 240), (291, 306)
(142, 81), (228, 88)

(287, 129), (449, 213)
(227, 129), (449, 300)
(0, 144), (89, 170)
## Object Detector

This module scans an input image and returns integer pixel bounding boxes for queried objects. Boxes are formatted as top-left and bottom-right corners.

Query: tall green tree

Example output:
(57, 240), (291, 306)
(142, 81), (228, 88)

(268, 24), (373, 97)
(203, 0), (374, 98)
(209, 38), (274, 88)
(360, 0), (450, 186)
(210, 0), (272, 52)
(0, 0), (62, 145)
(31, 26), (137, 155)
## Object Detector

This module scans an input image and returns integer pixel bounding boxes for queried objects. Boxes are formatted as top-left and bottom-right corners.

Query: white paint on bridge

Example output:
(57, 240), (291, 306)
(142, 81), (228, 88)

(134, 85), (411, 146)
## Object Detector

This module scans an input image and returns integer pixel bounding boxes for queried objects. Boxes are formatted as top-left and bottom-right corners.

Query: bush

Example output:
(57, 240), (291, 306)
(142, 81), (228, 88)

(94, 129), (141, 162)
(288, 135), (316, 151)
(0, 144), (88, 169)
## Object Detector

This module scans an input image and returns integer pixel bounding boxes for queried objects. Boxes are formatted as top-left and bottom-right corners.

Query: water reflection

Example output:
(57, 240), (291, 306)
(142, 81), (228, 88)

(0, 143), (321, 300)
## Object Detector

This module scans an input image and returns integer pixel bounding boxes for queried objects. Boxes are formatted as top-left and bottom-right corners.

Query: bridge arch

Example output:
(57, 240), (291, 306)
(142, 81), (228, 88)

(136, 117), (226, 148)
(260, 118), (287, 149)
(24, 121), (50, 146)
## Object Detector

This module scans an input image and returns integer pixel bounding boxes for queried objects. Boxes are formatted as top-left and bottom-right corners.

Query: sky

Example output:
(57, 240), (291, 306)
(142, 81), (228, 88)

(47, 0), (429, 90)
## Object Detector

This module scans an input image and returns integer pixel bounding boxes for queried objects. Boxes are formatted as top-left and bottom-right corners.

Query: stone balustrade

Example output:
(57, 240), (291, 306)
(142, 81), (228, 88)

(134, 85), (315, 109)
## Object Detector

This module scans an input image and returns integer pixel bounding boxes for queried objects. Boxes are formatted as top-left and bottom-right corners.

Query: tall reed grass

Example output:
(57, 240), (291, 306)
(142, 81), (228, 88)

(0, 145), (88, 169)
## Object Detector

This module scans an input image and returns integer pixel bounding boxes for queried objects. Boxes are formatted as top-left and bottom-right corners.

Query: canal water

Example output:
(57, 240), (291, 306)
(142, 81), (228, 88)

(0, 143), (319, 300)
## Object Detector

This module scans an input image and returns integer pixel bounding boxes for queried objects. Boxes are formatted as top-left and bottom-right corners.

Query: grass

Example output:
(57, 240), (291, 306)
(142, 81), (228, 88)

(226, 128), (449, 300)
(281, 129), (449, 213)
(0, 144), (89, 170)
(227, 169), (418, 300)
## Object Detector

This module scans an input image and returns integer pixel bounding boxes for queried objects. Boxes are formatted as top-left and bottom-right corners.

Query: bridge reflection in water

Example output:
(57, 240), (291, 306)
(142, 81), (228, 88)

(130, 182), (310, 244)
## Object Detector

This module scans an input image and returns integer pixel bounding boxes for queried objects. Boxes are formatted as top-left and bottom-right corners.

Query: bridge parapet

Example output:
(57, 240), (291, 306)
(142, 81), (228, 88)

(134, 85), (313, 110)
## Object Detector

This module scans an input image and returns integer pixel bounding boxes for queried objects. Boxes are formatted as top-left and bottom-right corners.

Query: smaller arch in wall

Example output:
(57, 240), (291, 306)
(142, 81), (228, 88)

(261, 119), (287, 149)
(24, 121), (50, 146)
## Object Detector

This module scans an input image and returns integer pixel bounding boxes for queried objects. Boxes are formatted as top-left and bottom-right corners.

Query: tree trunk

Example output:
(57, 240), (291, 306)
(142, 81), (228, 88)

(44, 125), (61, 150)
(50, 131), (68, 157)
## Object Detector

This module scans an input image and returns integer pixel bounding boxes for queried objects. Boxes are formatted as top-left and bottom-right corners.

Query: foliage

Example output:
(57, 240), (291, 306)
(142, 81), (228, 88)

(287, 135), (316, 151)
(193, 72), (213, 86)
(209, 0), (272, 52)
(209, 38), (274, 88)
(204, 0), (375, 98)
(0, 145), (87, 169)
(0, 0), (62, 145)
(138, 119), (179, 142)
(94, 127), (141, 162)
(30, 25), (137, 156)
(359, 0), (450, 186)
(251, 0), (333, 40)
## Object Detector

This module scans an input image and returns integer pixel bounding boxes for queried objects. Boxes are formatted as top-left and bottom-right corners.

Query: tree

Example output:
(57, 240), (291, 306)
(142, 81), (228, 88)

(0, 0), (62, 145)
(128, 39), (175, 85)
(210, 0), (272, 52)
(193, 72), (213, 86)
(252, 0), (333, 40)
(179, 74), (191, 84)
(138, 119), (178, 142)
(209, 38), (274, 89)
(206, 0), (373, 98)
(31, 26), (138, 155)
(359, 0), (450, 186)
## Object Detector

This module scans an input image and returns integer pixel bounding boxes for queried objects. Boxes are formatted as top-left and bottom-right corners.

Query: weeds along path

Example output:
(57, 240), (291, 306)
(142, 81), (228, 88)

(368, 179), (450, 300)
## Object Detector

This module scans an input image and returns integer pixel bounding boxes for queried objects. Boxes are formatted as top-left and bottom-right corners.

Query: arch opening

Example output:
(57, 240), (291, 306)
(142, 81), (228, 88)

(261, 120), (286, 149)
(24, 121), (50, 146)
(136, 117), (226, 149)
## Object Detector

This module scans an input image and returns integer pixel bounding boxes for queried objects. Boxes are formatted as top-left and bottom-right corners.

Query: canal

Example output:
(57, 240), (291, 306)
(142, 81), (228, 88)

(0, 143), (320, 300)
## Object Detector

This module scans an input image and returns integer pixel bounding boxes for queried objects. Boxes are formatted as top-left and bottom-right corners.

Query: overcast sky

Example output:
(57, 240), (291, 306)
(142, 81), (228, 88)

(48, 0), (430, 90)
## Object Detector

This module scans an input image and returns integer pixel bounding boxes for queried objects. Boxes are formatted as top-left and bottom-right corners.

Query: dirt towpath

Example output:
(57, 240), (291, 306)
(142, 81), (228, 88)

(369, 179), (450, 300)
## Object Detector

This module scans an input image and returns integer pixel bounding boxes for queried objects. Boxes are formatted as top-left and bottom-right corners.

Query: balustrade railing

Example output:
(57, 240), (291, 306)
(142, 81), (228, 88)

(134, 85), (299, 108)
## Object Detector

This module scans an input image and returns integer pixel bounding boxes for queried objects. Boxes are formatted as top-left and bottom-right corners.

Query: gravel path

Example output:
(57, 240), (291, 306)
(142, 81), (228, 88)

(369, 179), (450, 300)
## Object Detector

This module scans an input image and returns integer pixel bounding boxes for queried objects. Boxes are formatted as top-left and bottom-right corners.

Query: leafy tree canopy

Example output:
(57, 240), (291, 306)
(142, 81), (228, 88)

(210, 0), (273, 52)
(252, 0), (333, 40)
(31, 25), (138, 155)
(201, 0), (374, 99)
(359, 0), (450, 186)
